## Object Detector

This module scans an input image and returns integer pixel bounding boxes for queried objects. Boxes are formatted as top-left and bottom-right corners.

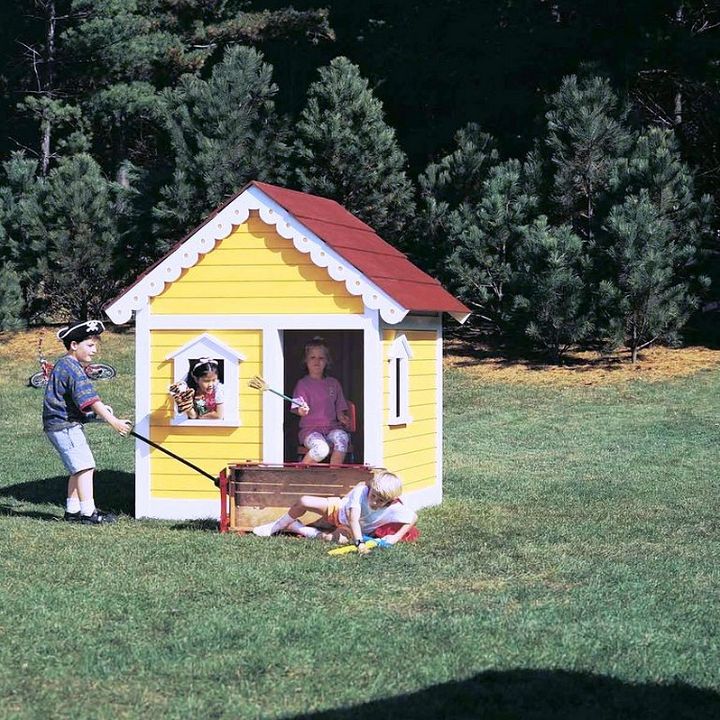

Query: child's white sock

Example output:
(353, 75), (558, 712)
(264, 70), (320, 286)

(252, 512), (294, 537)
(286, 520), (321, 538)
(80, 500), (96, 517)
(66, 498), (81, 514)
(271, 513), (294, 533)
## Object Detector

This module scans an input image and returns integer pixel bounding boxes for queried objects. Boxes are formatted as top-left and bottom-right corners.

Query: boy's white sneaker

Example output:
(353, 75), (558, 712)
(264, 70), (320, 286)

(252, 522), (276, 537)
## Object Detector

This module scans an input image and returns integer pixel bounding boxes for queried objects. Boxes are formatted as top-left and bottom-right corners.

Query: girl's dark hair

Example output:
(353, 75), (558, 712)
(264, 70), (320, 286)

(303, 336), (332, 375)
(186, 357), (219, 390)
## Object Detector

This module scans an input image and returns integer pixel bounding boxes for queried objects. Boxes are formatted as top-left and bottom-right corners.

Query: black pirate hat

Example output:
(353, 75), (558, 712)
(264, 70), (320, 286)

(57, 319), (106, 347)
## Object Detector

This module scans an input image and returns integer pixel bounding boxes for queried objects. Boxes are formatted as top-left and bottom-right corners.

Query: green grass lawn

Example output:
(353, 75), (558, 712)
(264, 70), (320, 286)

(0, 331), (719, 719)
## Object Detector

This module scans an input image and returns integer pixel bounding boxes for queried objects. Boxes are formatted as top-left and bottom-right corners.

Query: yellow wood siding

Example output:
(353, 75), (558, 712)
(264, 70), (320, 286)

(382, 330), (439, 492)
(148, 329), (262, 498)
(149, 213), (364, 315)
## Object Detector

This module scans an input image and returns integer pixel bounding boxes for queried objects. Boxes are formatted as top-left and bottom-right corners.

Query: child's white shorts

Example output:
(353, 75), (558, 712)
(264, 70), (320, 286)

(45, 425), (96, 474)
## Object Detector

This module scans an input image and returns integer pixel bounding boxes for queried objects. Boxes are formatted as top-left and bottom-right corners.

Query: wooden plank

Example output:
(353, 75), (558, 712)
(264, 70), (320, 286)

(187, 264), (330, 282)
(157, 280), (350, 300)
(150, 296), (363, 315)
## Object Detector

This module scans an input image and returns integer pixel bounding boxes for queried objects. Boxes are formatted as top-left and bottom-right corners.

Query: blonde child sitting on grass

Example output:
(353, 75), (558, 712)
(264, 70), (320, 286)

(252, 470), (418, 554)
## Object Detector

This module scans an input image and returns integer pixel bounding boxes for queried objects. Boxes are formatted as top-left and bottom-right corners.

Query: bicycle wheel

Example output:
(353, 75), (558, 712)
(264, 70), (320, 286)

(29, 372), (47, 388)
(86, 363), (117, 381)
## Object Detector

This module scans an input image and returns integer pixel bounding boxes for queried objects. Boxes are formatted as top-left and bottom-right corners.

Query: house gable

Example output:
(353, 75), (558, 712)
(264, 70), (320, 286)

(106, 184), (409, 324)
(148, 214), (364, 317)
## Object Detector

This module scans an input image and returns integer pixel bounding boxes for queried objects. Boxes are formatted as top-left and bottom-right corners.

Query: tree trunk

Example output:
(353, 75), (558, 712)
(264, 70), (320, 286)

(39, 0), (57, 176)
(630, 322), (638, 364)
(674, 4), (684, 127)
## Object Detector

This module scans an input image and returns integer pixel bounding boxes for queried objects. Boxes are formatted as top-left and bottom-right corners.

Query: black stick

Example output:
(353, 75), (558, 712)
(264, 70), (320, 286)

(129, 430), (219, 486)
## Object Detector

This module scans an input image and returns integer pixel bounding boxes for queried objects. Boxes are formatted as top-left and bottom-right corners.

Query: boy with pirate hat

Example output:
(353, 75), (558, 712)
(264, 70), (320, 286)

(43, 319), (131, 524)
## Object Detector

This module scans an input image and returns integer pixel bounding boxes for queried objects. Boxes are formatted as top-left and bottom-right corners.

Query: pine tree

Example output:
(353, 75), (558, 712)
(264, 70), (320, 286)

(56, 0), (332, 173)
(154, 45), (288, 247)
(544, 75), (633, 244)
(599, 191), (706, 362)
(597, 127), (713, 360)
(445, 159), (537, 332)
(294, 56), (415, 246)
(613, 126), (712, 232)
(415, 123), (500, 275)
(0, 154), (48, 321)
(0, 263), (25, 330)
(42, 142), (130, 318)
(513, 217), (593, 362)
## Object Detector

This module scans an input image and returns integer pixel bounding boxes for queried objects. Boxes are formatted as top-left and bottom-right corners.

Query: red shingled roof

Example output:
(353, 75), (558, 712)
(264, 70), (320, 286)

(252, 181), (469, 318)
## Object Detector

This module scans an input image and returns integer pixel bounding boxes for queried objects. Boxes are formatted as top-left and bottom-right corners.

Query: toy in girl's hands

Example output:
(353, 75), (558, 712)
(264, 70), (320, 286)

(169, 380), (188, 394)
(169, 380), (195, 415)
(291, 395), (310, 414)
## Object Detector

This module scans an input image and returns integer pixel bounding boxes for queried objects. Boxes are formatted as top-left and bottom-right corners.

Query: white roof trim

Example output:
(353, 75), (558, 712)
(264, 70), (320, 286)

(164, 333), (246, 361)
(105, 185), (409, 325)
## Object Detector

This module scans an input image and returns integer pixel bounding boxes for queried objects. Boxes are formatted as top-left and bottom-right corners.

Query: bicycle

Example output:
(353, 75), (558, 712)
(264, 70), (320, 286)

(28, 335), (117, 388)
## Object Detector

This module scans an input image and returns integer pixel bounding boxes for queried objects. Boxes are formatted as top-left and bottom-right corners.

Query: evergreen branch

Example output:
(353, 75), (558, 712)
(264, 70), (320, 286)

(17, 42), (43, 94)
(630, 91), (675, 128)
(9, 139), (40, 157)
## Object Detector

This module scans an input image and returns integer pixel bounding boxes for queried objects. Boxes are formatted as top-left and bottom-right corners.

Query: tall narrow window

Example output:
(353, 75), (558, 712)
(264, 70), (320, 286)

(395, 358), (402, 419)
(387, 335), (412, 425)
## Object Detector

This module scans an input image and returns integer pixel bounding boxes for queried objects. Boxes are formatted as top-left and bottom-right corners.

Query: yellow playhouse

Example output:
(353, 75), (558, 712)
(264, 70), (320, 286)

(105, 181), (469, 521)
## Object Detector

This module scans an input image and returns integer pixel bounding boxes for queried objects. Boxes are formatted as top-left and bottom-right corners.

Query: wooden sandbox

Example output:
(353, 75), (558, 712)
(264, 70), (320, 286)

(219, 463), (374, 533)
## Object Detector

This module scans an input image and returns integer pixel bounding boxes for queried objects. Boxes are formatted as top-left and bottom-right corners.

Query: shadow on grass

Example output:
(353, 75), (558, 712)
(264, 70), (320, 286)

(0, 469), (135, 518)
(170, 519), (220, 532)
(288, 668), (720, 720)
(444, 336), (635, 371)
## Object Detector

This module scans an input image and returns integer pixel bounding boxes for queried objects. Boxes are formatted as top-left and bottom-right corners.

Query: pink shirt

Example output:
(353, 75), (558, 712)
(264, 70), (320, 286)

(293, 375), (348, 444)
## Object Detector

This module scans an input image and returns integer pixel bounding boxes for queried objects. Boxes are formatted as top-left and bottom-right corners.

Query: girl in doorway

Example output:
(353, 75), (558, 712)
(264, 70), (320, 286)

(183, 357), (224, 420)
(292, 337), (350, 464)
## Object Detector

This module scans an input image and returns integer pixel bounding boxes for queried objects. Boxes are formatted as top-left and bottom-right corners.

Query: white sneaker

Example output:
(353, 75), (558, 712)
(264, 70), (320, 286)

(252, 522), (276, 537)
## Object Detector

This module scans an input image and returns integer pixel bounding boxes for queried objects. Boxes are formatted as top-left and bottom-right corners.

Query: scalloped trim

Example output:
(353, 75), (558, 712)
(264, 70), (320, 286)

(105, 186), (408, 325)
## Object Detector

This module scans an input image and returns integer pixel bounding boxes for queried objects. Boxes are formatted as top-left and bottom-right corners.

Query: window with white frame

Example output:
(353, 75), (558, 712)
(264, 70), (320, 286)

(387, 334), (413, 425)
(166, 333), (245, 427)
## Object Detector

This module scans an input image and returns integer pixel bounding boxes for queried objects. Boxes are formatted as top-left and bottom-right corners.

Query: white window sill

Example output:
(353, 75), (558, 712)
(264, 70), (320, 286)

(387, 415), (412, 426)
(170, 416), (240, 428)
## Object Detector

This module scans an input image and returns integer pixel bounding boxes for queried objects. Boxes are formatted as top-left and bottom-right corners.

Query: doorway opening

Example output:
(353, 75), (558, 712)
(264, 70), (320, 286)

(282, 330), (364, 463)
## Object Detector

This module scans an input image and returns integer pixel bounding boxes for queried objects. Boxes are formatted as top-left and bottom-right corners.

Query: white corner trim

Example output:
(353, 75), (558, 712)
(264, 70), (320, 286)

(401, 483), (442, 511)
(105, 185), (410, 325)
(435, 331), (444, 506)
(262, 328), (285, 464)
(362, 307), (383, 467)
(134, 307), (152, 519)
(138, 497), (222, 521)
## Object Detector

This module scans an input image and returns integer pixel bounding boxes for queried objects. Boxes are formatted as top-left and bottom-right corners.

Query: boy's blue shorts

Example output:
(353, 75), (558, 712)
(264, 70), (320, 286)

(45, 425), (96, 474)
